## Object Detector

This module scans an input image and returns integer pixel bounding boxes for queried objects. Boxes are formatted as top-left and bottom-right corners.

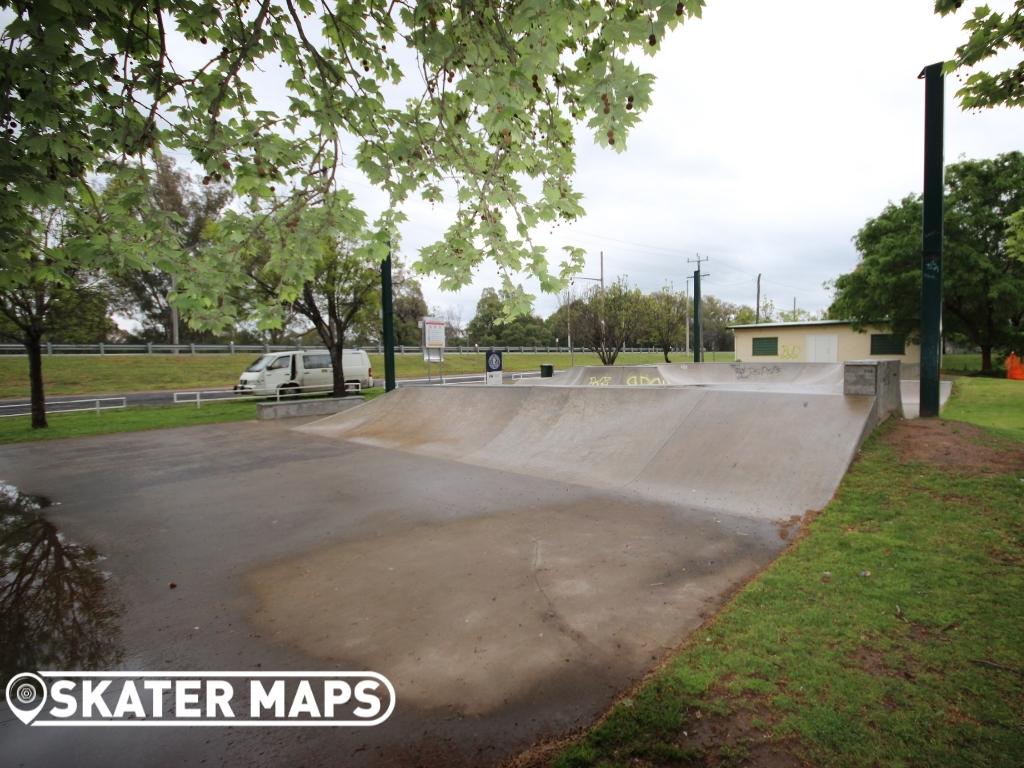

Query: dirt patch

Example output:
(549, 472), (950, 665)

(775, 515), (803, 541)
(506, 698), (806, 768)
(680, 702), (805, 768)
(885, 419), (1024, 475)
(848, 647), (916, 680)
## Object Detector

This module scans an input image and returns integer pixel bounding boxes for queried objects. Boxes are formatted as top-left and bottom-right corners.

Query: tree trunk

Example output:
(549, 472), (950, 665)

(981, 345), (992, 374)
(662, 344), (671, 363)
(328, 340), (347, 397)
(25, 331), (47, 429)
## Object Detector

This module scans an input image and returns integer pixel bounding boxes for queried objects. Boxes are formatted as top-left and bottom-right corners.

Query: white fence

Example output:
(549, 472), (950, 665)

(173, 382), (362, 409)
(0, 397), (127, 418)
(0, 343), (675, 356)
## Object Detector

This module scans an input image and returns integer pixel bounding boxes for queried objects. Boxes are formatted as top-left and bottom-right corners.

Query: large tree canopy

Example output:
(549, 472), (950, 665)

(937, 0), (1024, 109)
(830, 152), (1024, 372)
(0, 0), (706, 305)
(110, 156), (231, 342)
(466, 286), (550, 346)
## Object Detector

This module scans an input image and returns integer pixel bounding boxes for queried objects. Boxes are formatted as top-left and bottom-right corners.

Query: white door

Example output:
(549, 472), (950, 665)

(263, 355), (293, 390)
(806, 334), (838, 363)
(299, 352), (333, 390)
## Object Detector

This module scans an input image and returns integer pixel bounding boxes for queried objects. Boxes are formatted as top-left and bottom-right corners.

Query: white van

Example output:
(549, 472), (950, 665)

(235, 349), (373, 396)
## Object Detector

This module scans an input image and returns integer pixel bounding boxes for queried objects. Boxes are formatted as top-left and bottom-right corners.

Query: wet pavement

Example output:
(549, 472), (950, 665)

(0, 418), (785, 767)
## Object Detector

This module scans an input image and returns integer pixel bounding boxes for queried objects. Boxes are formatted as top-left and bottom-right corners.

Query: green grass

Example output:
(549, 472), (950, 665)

(0, 351), (726, 399)
(942, 353), (985, 373)
(0, 388), (385, 444)
(0, 400), (259, 443)
(943, 377), (1024, 442)
(942, 352), (1004, 375)
(554, 384), (1024, 767)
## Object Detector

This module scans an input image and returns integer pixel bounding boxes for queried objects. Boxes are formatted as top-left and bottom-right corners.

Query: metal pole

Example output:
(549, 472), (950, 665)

(919, 62), (944, 417)
(381, 249), (397, 392)
(693, 269), (703, 363)
(755, 273), (761, 324)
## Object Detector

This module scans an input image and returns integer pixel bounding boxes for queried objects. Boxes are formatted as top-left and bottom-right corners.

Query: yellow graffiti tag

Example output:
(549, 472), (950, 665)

(626, 375), (665, 386)
(588, 376), (613, 386)
(780, 345), (801, 360)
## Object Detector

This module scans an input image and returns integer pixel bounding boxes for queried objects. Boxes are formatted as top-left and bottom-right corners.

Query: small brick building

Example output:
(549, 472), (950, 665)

(730, 320), (920, 365)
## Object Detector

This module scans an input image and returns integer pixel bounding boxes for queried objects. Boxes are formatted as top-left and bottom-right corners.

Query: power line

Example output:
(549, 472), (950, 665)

(563, 230), (756, 278)
(762, 277), (829, 294)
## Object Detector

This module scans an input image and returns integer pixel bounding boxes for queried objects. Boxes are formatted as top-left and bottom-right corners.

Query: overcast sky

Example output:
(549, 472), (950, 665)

(147, 1), (1022, 326)
(360, 0), (1021, 323)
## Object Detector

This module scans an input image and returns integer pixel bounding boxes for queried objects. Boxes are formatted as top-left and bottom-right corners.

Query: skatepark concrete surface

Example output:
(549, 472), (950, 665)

(299, 377), (877, 520)
(524, 361), (847, 392)
(900, 379), (954, 419)
(0, 362), (907, 767)
(519, 361), (951, 420)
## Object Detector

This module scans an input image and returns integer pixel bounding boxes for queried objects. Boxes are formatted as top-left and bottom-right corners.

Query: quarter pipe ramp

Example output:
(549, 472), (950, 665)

(300, 369), (881, 520)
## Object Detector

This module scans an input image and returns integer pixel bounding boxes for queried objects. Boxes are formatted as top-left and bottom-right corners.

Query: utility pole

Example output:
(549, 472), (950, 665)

(571, 256), (604, 367)
(381, 248), (396, 392)
(919, 62), (944, 417)
(793, 296), (797, 316)
(688, 253), (710, 363)
(755, 273), (762, 324)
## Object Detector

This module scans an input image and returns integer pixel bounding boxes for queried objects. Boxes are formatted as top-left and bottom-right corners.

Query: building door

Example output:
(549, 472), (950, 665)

(806, 334), (838, 362)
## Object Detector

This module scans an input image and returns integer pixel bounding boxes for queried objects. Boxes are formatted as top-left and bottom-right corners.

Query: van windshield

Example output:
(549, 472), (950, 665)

(245, 355), (274, 372)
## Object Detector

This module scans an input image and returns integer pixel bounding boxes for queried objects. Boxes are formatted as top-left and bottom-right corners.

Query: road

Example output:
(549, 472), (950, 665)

(0, 370), (544, 415)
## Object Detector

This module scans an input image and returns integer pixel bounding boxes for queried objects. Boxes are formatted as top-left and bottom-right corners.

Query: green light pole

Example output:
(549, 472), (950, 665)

(692, 269), (703, 363)
(919, 62), (944, 417)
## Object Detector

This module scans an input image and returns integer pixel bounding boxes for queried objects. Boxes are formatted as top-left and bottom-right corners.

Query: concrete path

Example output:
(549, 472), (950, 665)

(0, 417), (783, 767)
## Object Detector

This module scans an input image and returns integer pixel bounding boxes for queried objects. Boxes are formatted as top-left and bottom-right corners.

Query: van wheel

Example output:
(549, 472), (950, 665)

(278, 383), (299, 398)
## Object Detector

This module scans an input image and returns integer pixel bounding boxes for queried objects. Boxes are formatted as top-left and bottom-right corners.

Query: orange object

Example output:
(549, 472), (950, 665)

(1007, 352), (1024, 380)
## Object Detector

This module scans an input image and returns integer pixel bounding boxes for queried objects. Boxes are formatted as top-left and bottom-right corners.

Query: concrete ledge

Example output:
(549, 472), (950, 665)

(257, 396), (365, 420)
(844, 360), (903, 423)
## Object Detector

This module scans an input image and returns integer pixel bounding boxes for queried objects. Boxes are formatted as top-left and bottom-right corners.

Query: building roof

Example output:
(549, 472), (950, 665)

(729, 319), (860, 330)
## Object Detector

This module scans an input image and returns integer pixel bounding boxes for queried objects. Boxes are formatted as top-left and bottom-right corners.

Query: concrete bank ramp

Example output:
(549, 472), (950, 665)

(299, 384), (876, 521)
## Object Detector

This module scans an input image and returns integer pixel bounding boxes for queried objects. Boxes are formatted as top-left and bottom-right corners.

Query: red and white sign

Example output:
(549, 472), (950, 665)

(422, 317), (446, 349)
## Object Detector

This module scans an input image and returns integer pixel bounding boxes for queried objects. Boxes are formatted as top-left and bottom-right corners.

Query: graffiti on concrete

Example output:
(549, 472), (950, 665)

(732, 364), (783, 380)
(626, 375), (665, 386)
(587, 374), (666, 386)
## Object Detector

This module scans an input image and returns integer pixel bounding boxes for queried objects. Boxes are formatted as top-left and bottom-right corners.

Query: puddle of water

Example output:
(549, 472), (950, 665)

(0, 482), (123, 685)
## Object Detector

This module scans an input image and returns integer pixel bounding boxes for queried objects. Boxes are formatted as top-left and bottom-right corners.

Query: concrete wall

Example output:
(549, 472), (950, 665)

(734, 324), (920, 365)
(257, 396), (364, 420)
(844, 360), (904, 429)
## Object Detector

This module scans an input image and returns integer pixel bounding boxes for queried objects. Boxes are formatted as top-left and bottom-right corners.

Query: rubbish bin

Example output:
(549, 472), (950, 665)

(540, 364), (554, 378)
